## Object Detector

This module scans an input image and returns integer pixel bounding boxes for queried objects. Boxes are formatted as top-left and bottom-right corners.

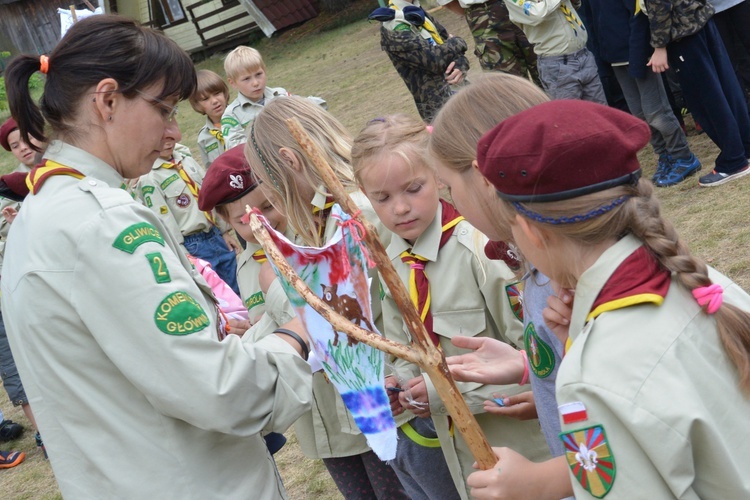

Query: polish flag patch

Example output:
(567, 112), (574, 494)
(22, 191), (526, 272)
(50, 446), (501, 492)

(559, 401), (588, 424)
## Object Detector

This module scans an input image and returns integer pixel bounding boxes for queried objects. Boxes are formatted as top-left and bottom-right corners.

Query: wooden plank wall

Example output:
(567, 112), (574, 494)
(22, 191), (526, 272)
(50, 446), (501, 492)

(0, 0), (90, 56)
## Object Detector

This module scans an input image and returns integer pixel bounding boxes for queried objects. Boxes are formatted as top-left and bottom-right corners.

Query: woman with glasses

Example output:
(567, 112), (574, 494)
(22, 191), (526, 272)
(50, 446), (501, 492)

(3, 15), (312, 498)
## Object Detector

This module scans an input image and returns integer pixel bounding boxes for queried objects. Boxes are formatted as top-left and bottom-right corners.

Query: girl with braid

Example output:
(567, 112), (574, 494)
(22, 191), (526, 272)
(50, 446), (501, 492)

(459, 99), (750, 499)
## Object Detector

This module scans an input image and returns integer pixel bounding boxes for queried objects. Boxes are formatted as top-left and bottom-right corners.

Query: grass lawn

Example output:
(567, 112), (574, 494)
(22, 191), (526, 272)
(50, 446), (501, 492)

(2, 1), (750, 498)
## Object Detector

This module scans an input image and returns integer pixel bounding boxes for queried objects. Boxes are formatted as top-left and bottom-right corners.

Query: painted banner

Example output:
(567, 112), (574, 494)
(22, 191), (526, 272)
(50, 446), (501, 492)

(253, 205), (397, 460)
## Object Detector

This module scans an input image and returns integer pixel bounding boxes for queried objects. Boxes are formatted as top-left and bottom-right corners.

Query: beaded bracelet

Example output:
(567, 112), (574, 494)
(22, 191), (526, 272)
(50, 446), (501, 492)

(273, 328), (310, 361)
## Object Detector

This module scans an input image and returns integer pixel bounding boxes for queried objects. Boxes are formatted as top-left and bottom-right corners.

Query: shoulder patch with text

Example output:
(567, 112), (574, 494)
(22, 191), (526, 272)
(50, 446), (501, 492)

(141, 185), (155, 207)
(160, 174), (180, 191)
(244, 291), (265, 311)
(154, 291), (210, 335)
(505, 282), (524, 321)
(113, 223), (164, 254)
(205, 142), (219, 153)
(524, 322), (555, 378)
(561, 425), (616, 498)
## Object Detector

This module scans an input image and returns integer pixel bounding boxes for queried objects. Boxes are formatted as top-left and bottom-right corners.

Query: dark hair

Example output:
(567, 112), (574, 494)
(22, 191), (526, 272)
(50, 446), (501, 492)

(6, 15), (196, 151)
(189, 69), (230, 114)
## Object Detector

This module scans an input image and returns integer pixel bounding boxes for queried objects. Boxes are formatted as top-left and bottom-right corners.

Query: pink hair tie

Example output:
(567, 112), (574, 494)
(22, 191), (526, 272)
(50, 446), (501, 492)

(425, 125), (433, 134)
(692, 283), (724, 314)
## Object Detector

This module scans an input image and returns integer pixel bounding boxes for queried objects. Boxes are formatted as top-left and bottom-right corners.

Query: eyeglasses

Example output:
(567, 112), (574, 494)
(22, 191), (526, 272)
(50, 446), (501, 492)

(136, 90), (179, 123)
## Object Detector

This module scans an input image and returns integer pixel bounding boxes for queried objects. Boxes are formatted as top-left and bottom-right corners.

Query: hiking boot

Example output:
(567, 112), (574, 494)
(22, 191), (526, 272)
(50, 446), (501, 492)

(699, 165), (750, 187)
(656, 153), (701, 187)
(653, 153), (672, 182)
(0, 450), (25, 469)
(35, 431), (47, 459)
(0, 420), (24, 442)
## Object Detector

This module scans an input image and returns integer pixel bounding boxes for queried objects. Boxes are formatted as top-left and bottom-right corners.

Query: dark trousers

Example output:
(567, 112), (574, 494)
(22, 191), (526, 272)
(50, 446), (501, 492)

(713, 1), (750, 104)
(668, 19), (750, 173)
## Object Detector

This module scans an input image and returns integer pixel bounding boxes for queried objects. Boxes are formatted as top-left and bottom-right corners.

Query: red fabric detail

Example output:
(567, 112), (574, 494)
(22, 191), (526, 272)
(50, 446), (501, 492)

(400, 200), (462, 347)
(590, 246), (671, 313)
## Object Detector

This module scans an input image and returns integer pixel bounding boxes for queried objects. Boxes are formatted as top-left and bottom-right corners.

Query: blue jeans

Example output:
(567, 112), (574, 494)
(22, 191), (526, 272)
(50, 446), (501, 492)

(0, 309), (27, 406)
(668, 19), (750, 173)
(183, 226), (239, 295)
(612, 65), (691, 160)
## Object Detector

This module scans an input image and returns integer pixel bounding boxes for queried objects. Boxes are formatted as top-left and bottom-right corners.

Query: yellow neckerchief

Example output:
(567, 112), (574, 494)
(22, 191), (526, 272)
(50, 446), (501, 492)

(161, 159), (216, 225)
(208, 128), (225, 148)
(251, 248), (267, 264)
(388, 1), (444, 45)
(26, 159), (85, 194)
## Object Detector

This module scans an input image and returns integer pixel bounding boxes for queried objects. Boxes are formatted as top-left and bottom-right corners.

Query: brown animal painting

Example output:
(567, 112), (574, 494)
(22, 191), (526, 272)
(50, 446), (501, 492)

(321, 283), (374, 347)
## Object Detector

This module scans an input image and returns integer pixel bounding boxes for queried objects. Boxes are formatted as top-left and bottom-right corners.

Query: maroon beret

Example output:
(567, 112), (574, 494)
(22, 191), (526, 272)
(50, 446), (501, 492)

(477, 100), (651, 203)
(0, 171), (30, 202)
(198, 144), (259, 211)
(0, 117), (18, 152)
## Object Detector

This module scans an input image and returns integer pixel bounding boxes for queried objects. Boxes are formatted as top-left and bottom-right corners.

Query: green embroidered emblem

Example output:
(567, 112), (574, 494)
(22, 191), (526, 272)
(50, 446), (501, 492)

(160, 174), (180, 191)
(561, 425), (616, 498)
(141, 185), (155, 208)
(523, 322), (555, 378)
(221, 116), (239, 136)
(205, 142), (219, 153)
(154, 291), (210, 335)
(113, 223), (164, 254)
(146, 252), (171, 284)
(244, 291), (265, 311)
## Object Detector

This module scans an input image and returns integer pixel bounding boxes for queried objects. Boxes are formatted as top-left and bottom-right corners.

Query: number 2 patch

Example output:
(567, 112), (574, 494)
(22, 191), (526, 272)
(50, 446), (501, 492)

(145, 252), (171, 284)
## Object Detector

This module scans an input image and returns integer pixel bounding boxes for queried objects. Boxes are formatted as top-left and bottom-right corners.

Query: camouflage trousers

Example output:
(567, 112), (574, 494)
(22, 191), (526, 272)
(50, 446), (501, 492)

(465, 0), (541, 86)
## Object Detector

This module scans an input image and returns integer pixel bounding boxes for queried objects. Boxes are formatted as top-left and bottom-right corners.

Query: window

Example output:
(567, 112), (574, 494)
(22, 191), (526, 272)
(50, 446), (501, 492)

(150, 0), (187, 28)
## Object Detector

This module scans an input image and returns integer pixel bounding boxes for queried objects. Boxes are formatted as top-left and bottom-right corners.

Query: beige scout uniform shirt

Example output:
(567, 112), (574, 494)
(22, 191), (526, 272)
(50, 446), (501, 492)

(503, 0), (588, 56)
(287, 190), (394, 459)
(0, 163), (31, 273)
(383, 205), (551, 498)
(196, 116), (225, 168)
(0, 141), (312, 498)
(136, 146), (229, 246)
(557, 234), (750, 499)
(221, 86), (289, 149)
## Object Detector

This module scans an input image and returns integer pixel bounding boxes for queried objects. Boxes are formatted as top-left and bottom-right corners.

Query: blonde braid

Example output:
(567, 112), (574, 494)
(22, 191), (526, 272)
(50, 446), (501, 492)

(628, 181), (750, 394)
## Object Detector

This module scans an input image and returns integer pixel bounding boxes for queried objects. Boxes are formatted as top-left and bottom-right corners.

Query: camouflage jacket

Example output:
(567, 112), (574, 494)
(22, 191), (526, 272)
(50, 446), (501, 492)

(380, 15), (469, 122)
(643, 0), (714, 48)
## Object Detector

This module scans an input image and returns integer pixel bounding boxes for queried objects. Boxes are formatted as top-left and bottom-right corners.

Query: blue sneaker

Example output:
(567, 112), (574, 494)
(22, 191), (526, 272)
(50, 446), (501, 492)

(653, 153), (671, 182)
(699, 165), (750, 187)
(656, 153), (701, 187)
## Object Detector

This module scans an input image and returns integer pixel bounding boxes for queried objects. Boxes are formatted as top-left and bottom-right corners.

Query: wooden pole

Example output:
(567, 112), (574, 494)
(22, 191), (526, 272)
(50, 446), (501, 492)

(262, 117), (497, 470)
(70, 5), (78, 23)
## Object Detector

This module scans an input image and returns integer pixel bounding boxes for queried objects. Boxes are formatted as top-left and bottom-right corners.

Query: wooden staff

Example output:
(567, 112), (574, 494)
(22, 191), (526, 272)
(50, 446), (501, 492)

(70, 5), (78, 23)
(249, 117), (498, 470)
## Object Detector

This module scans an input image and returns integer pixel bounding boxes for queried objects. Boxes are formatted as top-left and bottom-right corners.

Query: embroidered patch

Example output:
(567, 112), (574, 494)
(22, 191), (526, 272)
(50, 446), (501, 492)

(160, 173), (180, 191)
(146, 252), (171, 284)
(523, 322), (555, 378)
(160, 206), (168, 214)
(561, 425), (616, 498)
(176, 194), (191, 207)
(221, 116), (239, 136)
(229, 173), (244, 190)
(205, 142), (219, 153)
(244, 291), (265, 311)
(141, 185), (155, 208)
(112, 223), (164, 254)
(154, 291), (210, 335)
(559, 401), (588, 424)
(505, 282), (524, 321)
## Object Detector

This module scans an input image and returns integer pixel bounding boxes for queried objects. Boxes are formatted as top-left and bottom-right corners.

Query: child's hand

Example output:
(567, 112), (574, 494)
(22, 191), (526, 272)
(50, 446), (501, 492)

(399, 375), (431, 417)
(2, 206), (18, 224)
(445, 61), (465, 86)
(542, 284), (573, 345)
(484, 391), (537, 420)
(447, 336), (525, 385)
(226, 318), (251, 337)
(647, 47), (669, 73)
(468, 448), (542, 499)
(222, 231), (242, 254)
(385, 375), (405, 416)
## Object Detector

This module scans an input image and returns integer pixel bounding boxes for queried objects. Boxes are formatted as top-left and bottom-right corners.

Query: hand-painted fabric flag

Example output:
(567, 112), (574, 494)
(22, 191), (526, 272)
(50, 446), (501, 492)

(255, 205), (397, 460)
